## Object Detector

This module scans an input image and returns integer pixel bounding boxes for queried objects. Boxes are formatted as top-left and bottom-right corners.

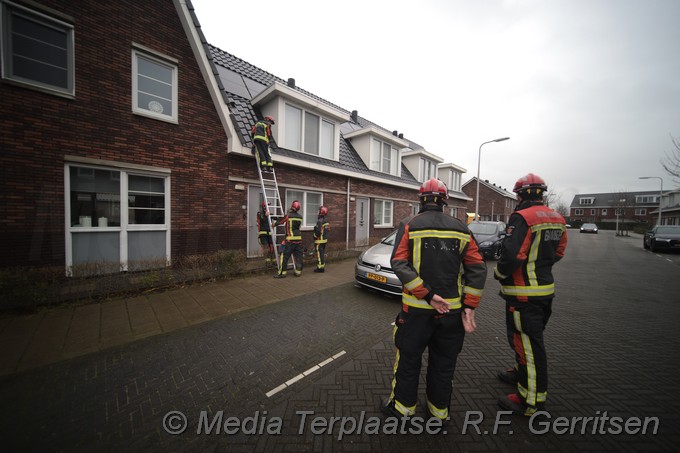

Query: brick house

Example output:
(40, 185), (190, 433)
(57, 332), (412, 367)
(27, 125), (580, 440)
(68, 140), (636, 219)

(461, 177), (517, 222)
(567, 191), (661, 228)
(1, 0), (470, 276)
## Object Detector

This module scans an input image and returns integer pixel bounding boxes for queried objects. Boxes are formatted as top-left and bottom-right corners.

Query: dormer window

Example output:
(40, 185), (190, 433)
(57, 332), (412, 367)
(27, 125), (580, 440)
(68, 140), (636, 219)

(284, 103), (335, 159)
(579, 197), (594, 205)
(371, 138), (398, 175)
(420, 158), (437, 181)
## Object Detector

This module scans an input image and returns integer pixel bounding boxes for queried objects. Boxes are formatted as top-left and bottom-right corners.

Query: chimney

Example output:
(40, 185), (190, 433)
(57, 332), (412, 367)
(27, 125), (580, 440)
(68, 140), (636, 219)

(351, 110), (358, 122)
(398, 133), (403, 139)
(287, 78), (295, 88)
(392, 130), (398, 136)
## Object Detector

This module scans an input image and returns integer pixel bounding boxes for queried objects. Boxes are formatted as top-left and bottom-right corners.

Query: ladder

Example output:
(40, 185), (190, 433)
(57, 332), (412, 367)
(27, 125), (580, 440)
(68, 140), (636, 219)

(256, 160), (285, 270)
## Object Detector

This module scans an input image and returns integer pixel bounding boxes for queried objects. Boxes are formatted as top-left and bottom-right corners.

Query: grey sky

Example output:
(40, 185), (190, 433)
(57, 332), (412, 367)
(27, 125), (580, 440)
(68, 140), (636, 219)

(191, 0), (680, 205)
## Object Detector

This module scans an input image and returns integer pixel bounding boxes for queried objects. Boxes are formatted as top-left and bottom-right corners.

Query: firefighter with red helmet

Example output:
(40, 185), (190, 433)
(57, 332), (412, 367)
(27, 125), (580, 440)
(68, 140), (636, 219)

(494, 173), (568, 416)
(313, 206), (330, 273)
(382, 178), (487, 423)
(257, 201), (274, 264)
(251, 116), (275, 173)
(274, 200), (303, 278)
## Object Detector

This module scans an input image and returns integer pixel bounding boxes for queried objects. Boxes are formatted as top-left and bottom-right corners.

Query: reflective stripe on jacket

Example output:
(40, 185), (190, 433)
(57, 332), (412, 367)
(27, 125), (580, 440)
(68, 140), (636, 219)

(314, 217), (330, 244)
(391, 205), (487, 311)
(252, 121), (271, 143)
(495, 202), (567, 302)
(275, 210), (303, 241)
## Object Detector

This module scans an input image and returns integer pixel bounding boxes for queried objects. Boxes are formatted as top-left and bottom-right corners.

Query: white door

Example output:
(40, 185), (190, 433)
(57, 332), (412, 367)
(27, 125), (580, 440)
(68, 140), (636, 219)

(247, 186), (264, 257)
(356, 197), (369, 247)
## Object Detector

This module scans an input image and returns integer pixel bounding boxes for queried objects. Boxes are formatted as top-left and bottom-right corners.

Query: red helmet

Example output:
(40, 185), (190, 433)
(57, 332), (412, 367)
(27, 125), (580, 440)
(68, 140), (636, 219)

(291, 200), (301, 212)
(319, 206), (328, 216)
(265, 115), (275, 125)
(513, 173), (547, 195)
(419, 178), (448, 200)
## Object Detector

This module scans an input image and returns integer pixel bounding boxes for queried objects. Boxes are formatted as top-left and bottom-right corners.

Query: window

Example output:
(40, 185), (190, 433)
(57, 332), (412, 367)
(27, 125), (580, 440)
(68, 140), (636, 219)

(1, 1), (74, 96)
(591, 209), (596, 215)
(635, 208), (646, 216)
(602, 209), (608, 215)
(615, 208), (624, 215)
(574, 209), (584, 216)
(284, 103), (334, 159)
(579, 198), (594, 205)
(420, 158), (437, 181)
(132, 48), (177, 122)
(374, 199), (393, 227)
(370, 139), (398, 175)
(636, 195), (659, 204)
(66, 164), (169, 274)
(285, 189), (322, 227)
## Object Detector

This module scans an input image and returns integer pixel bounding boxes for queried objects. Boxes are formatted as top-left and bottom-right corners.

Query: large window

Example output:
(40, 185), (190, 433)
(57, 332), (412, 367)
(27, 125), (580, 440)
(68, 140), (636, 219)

(67, 164), (169, 273)
(132, 48), (177, 122)
(636, 195), (659, 204)
(370, 139), (398, 175)
(374, 199), (393, 227)
(579, 198), (594, 205)
(284, 103), (334, 159)
(1, 1), (74, 96)
(285, 189), (323, 227)
(574, 209), (584, 216)
(420, 158), (437, 181)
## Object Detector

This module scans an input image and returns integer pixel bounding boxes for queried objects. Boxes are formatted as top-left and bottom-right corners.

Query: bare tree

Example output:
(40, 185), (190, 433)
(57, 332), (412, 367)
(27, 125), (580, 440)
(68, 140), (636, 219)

(661, 135), (680, 185)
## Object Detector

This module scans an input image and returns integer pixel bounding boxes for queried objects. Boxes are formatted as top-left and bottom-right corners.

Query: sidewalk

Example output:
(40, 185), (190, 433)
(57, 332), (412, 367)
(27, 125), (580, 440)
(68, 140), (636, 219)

(0, 257), (359, 376)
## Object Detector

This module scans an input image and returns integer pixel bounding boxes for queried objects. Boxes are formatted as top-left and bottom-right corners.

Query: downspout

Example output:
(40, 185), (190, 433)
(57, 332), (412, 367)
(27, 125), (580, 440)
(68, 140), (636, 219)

(346, 177), (351, 250)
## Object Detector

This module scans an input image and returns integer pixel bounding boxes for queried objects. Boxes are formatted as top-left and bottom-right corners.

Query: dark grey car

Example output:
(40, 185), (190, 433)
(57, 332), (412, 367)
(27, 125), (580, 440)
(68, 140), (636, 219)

(643, 225), (680, 252)
(468, 221), (506, 260)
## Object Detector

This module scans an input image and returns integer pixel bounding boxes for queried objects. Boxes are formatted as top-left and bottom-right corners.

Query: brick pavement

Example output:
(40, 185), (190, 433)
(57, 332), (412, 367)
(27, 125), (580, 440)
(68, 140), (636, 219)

(1, 231), (679, 452)
(0, 257), (358, 376)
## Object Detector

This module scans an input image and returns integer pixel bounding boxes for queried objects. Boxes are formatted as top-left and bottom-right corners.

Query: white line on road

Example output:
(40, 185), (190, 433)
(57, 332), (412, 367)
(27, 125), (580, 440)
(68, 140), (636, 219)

(265, 350), (347, 398)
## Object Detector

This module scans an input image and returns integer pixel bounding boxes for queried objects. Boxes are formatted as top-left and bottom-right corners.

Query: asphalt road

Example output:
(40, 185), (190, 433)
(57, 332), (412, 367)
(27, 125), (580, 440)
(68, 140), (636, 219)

(1, 230), (679, 452)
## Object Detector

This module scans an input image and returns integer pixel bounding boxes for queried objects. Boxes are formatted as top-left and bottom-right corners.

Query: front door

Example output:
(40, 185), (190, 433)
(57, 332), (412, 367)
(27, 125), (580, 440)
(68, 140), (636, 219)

(356, 197), (369, 247)
(247, 186), (264, 257)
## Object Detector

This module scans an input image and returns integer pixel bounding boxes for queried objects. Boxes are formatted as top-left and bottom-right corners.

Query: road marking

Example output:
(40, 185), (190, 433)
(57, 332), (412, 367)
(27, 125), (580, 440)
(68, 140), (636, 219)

(265, 350), (347, 398)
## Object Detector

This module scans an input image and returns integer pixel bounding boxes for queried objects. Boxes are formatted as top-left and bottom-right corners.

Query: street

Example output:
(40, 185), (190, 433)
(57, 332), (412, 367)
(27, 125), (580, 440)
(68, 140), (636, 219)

(1, 230), (679, 452)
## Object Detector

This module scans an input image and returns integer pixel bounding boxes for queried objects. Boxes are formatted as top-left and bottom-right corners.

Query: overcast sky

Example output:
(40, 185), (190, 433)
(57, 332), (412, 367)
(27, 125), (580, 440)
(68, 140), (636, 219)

(191, 0), (680, 205)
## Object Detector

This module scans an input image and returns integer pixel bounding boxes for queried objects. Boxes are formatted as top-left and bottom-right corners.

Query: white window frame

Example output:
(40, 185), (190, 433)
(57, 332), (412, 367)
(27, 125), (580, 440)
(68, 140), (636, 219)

(132, 46), (178, 123)
(374, 199), (393, 227)
(65, 163), (171, 274)
(284, 189), (323, 228)
(370, 138), (398, 175)
(602, 209), (608, 215)
(579, 198), (594, 205)
(284, 102), (336, 159)
(420, 158), (437, 182)
(574, 209), (584, 216)
(590, 209), (596, 215)
(635, 208), (646, 216)
(1, 1), (75, 97)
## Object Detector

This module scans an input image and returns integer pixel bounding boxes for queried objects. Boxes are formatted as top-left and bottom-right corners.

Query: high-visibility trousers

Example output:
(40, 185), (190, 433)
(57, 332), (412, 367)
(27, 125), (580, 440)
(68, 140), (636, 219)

(505, 299), (552, 408)
(315, 242), (326, 269)
(389, 308), (466, 419)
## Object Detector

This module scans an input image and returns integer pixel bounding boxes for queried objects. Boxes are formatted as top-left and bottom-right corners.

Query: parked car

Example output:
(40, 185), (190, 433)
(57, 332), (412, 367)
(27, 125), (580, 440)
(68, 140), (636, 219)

(580, 223), (598, 234)
(355, 230), (402, 296)
(643, 225), (680, 252)
(468, 221), (506, 260)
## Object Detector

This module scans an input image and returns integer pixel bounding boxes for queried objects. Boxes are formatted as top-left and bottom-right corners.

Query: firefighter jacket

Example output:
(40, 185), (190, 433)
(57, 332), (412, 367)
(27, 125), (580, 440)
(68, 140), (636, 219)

(251, 121), (272, 144)
(494, 201), (567, 302)
(274, 210), (302, 242)
(313, 216), (330, 244)
(257, 211), (271, 237)
(391, 204), (487, 311)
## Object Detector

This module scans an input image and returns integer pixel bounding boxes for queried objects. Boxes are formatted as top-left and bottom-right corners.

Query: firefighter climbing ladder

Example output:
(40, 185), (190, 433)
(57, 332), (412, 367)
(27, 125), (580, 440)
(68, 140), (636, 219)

(256, 160), (285, 270)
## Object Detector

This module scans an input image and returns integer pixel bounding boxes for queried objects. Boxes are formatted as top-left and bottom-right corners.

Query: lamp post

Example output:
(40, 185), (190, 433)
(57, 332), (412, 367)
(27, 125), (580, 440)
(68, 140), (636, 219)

(475, 137), (510, 221)
(639, 176), (663, 226)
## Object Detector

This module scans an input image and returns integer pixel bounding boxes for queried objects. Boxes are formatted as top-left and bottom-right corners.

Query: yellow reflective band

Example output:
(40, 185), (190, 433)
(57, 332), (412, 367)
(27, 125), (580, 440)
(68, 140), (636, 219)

(530, 223), (566, 232)
(408, 230), (471, 242)
(501, 284), (555, 297)
(314, 239), (328, 244)
(527, 231), (541, 286)
(514, 311), (538, 406)
(427, 400), (449, 420)
(463, 286), (483, 297)
(404, 276), (424, 291)
(394, 399), (416, 417)
(494, 267), (508, 280)
(402, 293), (461, 310)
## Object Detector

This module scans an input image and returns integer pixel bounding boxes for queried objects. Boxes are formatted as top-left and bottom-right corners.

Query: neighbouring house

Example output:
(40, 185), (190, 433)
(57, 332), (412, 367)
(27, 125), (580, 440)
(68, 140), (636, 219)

(567, 190), (666, 228)
(0, 0), (469, 280)
(461, 177), (517, 222)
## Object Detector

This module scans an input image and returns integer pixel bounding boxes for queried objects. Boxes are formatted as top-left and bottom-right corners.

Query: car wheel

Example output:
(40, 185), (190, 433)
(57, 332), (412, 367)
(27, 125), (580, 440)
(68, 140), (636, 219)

(643, 239), (649, 249)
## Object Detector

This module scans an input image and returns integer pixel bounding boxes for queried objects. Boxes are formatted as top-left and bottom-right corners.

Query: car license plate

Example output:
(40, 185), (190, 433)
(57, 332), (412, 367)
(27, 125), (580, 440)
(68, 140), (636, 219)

(366, 272), (387, 283)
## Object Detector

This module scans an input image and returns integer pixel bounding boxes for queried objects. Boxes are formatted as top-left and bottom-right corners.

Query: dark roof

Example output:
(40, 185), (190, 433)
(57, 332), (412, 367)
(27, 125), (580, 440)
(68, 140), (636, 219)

(568, 191), (660, 208)
(185, 0), (421, 187)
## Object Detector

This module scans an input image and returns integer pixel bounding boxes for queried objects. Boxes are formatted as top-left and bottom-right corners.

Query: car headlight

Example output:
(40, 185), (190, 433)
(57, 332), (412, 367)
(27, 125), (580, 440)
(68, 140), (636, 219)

(479, 241), (493, 247)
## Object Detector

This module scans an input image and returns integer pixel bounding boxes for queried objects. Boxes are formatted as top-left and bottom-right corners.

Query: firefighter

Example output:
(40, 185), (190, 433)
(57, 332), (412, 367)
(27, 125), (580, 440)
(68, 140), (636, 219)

(494, 173), (568, 416)
(313, 206), (330, 273)
(382, 178), (487, 423)
(273, 200), (303, 278)
(251, 116), (275, 173)
(257, 202), (274, 264)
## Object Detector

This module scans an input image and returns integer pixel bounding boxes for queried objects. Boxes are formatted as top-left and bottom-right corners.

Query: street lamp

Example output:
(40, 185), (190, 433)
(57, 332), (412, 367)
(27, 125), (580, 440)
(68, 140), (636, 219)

(475, 137), (510, 221)
(639, 176), (663, 226)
